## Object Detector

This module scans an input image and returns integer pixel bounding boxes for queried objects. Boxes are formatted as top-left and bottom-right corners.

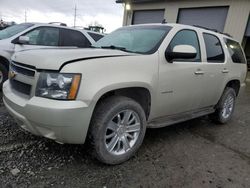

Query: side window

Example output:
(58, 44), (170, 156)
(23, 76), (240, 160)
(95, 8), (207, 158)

(168, 29), (201, 62)
(203, 33), (224, 63)
(24, 27), (59, 46)
(87, 32), (104, 42)
(61, 29), (91, 48)
(224, 38), (246, 64)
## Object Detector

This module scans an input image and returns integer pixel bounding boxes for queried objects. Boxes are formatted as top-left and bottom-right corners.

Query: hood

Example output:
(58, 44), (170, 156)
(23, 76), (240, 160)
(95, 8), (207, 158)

(12, 48), (133, 70)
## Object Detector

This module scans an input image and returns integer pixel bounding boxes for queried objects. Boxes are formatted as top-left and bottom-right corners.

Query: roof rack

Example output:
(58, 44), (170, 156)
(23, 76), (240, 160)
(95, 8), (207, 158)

(193, 25), (232, 37)
(48, 22), (67, 26)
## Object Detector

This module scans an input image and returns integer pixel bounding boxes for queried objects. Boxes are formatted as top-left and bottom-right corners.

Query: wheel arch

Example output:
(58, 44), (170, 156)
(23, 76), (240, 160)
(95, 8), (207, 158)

(225, 79), (241, 96)
(92, 84), (152, 120)
(0, 56), (10, 70)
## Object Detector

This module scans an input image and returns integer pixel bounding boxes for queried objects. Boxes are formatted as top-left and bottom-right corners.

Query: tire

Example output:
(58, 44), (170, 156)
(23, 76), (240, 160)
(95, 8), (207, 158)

(210, 87), (236, 124)
(0, 63), (8, 90)
(89, 96), (147, 165)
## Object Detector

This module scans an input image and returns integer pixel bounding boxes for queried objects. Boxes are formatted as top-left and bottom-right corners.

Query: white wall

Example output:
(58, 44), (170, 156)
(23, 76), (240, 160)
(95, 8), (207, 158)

(123, 0), (250, 42)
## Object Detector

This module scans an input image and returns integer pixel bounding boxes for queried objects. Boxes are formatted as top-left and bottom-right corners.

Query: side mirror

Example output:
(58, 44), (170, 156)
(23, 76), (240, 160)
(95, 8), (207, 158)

(17, 36), (30, 45)
(165, 45), (197, 63)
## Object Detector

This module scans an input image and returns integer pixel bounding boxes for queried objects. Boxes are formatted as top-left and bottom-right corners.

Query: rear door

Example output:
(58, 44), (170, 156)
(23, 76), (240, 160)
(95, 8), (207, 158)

(199, 33), (227, 107)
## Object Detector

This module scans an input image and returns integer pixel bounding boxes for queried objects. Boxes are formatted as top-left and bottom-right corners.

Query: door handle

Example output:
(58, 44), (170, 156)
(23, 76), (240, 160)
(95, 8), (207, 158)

(194, 69), (205, 75)
(222, 69), (229, 73)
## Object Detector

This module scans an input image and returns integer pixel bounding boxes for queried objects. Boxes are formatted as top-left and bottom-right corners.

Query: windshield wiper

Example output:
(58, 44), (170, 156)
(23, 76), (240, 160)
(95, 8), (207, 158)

(100, 45), (127, 51)
(93, 45), (141, 54)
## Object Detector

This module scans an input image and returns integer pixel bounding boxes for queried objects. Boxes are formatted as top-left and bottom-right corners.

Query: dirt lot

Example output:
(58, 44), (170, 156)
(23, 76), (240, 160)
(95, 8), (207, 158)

(0, 74), (250, 188)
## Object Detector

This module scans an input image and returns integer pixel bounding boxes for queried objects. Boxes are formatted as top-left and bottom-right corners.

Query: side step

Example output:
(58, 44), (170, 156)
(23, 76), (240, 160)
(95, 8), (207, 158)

(148, 107), (215, 128)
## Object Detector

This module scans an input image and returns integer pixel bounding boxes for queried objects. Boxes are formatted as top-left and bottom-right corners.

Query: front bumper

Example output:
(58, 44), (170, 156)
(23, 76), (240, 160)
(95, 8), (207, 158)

(3, 81), (93, 144)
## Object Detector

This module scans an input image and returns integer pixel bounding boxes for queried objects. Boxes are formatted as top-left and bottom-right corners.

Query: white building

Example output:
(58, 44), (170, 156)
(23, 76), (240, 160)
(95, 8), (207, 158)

(116, 0), (250, 60)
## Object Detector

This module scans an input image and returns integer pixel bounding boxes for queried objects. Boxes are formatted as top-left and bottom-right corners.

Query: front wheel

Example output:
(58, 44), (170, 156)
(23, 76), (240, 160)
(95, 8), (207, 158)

(89, 96), (147, 165)
(210, 87), (236, 124)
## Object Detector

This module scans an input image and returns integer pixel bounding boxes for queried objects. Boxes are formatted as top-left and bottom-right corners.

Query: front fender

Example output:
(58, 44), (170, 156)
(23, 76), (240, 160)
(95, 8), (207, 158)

(91, 82), (153, 104)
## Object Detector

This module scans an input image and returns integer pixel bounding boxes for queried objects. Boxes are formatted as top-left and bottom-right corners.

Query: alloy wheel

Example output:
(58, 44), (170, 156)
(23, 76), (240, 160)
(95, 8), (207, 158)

(105, 110), (141, 155)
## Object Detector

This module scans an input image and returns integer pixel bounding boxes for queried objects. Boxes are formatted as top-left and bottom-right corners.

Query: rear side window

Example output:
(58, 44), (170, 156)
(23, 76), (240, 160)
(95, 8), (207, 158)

(224, 38), (246, 64)
(203, 33), (225, 63)
(168, 29), (201, 62)
(61, 29), (91, 48)
(87, 32), (104, 42)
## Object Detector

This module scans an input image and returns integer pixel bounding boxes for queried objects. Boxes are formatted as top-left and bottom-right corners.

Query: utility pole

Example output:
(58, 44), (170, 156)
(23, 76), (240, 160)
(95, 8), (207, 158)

(74, 4), (77, 28)
(25, 10), (27, 23)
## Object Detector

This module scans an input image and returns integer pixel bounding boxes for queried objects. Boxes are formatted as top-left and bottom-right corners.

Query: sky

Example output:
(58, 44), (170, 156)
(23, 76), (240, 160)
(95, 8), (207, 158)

(0, 0), (124, 33)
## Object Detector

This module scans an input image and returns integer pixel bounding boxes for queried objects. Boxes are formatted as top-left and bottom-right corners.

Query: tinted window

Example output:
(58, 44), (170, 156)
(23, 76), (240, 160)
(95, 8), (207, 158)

(61, 29), (91, 48)
(203, 33), (224, 63)
(224, 38), (246, 64)
(24, 27), (59, 46)
(168, 29), (201, 61)
(87, 32), (104, 42)
(93, 25), (172, 54)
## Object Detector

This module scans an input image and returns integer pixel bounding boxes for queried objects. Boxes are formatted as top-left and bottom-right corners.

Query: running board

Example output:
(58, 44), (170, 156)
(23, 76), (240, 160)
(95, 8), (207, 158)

(148, 107), (215, 128)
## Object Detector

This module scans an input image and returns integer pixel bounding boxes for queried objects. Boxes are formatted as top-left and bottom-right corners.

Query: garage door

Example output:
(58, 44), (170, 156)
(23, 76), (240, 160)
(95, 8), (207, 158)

(245, 17), (250, 37)
(177, 7), (229, 32)
(132, 10), (165, 25)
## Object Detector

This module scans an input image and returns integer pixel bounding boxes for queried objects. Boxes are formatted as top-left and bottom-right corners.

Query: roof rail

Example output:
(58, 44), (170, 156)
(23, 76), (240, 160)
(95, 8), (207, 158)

(49, 22), (67, 26)
(193, 25), (232, 37)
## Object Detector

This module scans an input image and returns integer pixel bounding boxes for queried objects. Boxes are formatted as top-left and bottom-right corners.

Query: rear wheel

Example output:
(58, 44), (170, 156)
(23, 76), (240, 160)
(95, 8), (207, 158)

(89, 96), (147, 165)
(210, 87), (236, 124)
(0, 63), (8, 90)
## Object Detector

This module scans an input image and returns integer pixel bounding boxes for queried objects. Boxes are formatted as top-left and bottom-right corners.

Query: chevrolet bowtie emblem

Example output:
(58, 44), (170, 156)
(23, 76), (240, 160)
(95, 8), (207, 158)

(9, 70), (17, 79)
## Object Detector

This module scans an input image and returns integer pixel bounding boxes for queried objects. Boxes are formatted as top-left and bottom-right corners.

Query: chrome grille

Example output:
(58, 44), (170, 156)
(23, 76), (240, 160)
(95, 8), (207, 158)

(9, 61), (36, 96)
(10, 62), (35, 77)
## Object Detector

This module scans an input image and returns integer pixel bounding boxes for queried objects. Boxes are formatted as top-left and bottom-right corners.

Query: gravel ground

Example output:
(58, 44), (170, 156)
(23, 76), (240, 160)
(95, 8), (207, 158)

(0, 73), (250, 188)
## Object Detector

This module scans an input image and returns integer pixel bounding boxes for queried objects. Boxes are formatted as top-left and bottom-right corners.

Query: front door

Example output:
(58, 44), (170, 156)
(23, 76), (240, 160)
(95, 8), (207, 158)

(156, 29), (205, 117)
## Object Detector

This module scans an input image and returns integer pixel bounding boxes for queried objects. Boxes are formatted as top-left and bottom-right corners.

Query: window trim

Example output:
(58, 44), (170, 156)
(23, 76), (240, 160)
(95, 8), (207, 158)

(203, 32), (225, 63)
(166, 29), (202, 63)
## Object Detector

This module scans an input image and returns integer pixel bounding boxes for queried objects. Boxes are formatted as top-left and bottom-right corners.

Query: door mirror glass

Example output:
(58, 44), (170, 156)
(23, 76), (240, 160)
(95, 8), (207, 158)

(18, 36), (30, 44)
(165, 44), (197, 62)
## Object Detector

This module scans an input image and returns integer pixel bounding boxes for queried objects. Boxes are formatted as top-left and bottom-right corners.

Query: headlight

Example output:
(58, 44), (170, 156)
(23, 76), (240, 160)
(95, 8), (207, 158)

(36, 72), (81, 100)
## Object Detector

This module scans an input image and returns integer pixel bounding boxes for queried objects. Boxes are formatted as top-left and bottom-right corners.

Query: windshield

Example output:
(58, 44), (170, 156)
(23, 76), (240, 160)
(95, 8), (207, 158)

(0, 23), (34, 40)
(92, 25), (172, 54)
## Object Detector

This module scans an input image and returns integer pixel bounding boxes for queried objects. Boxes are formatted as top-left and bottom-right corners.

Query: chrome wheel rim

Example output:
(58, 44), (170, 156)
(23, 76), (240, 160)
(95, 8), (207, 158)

(105, 110), (141, 155)
(221, 94), (234, 119)
(0, 70), (3, 84)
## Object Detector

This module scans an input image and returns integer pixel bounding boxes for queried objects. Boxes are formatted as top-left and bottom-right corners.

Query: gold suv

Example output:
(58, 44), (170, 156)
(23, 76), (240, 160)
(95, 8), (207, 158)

(3, 24), (248, 164)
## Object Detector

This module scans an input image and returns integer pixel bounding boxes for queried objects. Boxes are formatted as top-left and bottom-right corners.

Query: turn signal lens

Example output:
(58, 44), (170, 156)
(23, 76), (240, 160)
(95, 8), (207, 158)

(68, 75), (81, 100)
